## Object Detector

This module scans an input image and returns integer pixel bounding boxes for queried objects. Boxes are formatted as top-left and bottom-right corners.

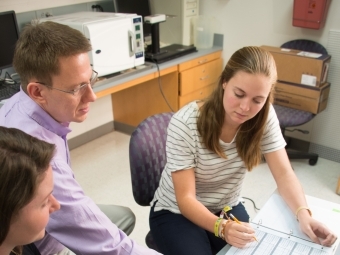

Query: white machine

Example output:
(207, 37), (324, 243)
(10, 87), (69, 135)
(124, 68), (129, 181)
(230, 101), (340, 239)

(40, 12), (144, 77)
(150, 0), (199, 46)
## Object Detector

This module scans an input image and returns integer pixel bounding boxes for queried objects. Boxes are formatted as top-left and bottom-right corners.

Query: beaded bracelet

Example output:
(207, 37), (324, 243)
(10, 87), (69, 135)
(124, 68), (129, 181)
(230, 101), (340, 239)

(219, 220), (228, 240)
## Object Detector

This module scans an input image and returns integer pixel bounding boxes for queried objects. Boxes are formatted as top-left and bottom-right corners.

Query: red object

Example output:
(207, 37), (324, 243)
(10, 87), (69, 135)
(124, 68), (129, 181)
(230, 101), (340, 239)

(293, 0), (331, 29)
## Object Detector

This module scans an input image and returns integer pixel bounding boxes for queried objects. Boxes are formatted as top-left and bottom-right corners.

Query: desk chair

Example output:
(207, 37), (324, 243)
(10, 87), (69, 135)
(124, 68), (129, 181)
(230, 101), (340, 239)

(274, 39), (328, 166)
(129, 112), (174, 252)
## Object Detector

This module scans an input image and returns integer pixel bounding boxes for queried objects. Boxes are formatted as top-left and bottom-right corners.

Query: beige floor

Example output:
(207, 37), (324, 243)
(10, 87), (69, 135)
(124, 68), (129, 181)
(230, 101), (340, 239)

(70, 131), (340, 248)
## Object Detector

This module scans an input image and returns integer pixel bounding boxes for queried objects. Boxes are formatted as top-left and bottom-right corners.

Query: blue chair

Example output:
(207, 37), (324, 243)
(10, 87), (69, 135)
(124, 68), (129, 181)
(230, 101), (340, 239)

(274, 39), (328, 166)
(129, 112), (174, 251)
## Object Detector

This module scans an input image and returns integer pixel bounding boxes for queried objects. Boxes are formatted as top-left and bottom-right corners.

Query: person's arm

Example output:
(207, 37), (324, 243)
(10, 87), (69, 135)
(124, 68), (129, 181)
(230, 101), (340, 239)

(38, 160), (161, 255)
(265, 148), (337, 246)
(172, 168), (255, 248)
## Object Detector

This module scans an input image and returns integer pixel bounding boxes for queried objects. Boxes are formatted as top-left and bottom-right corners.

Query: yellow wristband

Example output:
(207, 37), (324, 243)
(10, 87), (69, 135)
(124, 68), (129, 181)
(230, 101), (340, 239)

(295, 206), (312, 221)
(214, 218), (222, 237)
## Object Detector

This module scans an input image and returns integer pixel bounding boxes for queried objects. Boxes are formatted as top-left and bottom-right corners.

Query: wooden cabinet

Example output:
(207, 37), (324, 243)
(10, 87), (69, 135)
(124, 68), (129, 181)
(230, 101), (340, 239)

(111, 66), (179, 128)
(178, 51), (223, 108)
(97, 50), (223, 133)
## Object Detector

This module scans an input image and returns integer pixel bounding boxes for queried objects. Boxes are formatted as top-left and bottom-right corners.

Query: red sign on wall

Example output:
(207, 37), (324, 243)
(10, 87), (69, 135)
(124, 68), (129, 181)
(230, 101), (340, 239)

(293, 0), (331, 29)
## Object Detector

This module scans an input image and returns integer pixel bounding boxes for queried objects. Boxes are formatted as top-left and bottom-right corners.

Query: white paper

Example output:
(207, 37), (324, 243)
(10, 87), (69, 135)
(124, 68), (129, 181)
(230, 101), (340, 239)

(224, 193), (340, 255)
(297, 51), (322, 58)
(301, 74), (317, 86)
(253, 193), (340, 242)
(226, 224), (332, 255)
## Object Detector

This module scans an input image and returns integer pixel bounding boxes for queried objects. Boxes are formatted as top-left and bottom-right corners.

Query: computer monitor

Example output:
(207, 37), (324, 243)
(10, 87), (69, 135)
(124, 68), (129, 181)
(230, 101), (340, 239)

(0, 11), (20, 70)
(113, 0), (152, 41)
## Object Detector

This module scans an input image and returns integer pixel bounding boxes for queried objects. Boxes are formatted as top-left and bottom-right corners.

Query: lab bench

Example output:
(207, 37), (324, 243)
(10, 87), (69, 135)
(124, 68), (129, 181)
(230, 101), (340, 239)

(69, 45), (223, 149)
(95, 46), (222, 127)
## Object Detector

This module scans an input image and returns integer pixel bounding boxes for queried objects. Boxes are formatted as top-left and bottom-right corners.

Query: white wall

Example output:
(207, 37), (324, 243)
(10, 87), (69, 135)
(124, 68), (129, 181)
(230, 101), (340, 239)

(200, 0), (340, 151)
(2, 0), (340, 152)
(0, 0), (95, 13)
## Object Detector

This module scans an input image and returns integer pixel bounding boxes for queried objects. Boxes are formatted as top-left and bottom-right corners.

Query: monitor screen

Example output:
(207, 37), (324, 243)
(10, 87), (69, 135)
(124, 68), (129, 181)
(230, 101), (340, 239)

(113, 0), (152, 40)
(0, 11), (20, 70)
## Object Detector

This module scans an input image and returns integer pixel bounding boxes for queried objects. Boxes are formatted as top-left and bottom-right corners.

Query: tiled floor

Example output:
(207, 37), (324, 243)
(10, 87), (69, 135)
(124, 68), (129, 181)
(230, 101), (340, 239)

(70, 131), (340, 248)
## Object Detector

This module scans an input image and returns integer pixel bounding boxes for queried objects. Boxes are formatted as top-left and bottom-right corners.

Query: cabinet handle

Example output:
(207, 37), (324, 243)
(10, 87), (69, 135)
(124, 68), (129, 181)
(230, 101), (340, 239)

(198, 59), (207, 64)
(200, 75), (209, 80)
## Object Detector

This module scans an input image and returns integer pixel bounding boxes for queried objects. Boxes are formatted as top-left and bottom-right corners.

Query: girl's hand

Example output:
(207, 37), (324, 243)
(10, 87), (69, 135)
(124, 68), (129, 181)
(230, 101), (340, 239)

(298, 211), (337, 247)
(224, 221), (256, 248)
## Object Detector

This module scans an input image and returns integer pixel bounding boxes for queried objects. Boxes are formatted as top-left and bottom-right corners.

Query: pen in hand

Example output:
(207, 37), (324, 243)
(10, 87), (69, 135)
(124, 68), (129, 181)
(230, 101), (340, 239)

(229, 213), (258, 242)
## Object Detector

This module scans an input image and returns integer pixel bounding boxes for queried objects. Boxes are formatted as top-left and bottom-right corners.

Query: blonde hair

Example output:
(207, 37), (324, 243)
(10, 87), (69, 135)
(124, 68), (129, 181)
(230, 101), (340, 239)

(197, 46), (277, 170)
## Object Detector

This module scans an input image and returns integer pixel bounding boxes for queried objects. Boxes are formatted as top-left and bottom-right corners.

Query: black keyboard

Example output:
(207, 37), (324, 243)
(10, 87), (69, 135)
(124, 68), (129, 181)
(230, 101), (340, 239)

(0, 83), (20, 101)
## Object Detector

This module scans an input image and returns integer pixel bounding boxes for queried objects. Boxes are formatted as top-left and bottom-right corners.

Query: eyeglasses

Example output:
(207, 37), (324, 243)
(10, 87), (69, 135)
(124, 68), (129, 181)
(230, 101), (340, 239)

(36, 70), (98, 96)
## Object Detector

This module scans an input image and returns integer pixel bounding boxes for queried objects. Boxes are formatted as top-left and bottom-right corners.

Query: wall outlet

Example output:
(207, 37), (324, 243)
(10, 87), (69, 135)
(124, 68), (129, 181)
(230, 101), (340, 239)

(36, 9), (53, 18)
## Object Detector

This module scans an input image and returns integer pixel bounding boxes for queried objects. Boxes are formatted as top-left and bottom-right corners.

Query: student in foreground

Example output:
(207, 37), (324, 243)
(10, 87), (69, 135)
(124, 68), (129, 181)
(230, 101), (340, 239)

(0, 126), (60, 255)
(149, 46), (337, 255)
(0, 21), (161, 255)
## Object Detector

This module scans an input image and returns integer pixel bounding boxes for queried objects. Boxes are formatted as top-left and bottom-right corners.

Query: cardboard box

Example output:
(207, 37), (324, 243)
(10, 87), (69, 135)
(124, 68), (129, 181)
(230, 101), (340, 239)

(261, 45), (331, 87)
(273, 81), (330, 114)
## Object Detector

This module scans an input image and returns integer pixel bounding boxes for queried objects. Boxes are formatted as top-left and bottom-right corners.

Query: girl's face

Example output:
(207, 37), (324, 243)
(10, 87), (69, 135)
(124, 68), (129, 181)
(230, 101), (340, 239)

(6, 166), (60, 246)
(222, 71), (272, 129)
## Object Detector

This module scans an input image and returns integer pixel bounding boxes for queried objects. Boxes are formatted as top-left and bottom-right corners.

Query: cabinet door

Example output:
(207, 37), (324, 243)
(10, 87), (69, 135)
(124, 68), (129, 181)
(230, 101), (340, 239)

(179, 83), (215, 108)
(178, 51), (222, 72)
(179, 58), (223, 96)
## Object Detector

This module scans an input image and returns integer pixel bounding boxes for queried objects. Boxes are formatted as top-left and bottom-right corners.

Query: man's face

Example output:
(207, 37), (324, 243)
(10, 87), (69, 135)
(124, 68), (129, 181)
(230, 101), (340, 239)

(39, 53), (97, 124)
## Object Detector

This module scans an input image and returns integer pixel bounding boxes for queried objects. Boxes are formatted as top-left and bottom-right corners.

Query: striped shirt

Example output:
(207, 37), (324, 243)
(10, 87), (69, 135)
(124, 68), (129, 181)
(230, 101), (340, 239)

(151, 101), (286, 214)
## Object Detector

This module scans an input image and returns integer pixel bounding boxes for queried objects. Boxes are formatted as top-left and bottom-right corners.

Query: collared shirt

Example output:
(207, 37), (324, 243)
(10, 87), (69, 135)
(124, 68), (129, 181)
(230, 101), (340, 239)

(0, 89), (161, 255)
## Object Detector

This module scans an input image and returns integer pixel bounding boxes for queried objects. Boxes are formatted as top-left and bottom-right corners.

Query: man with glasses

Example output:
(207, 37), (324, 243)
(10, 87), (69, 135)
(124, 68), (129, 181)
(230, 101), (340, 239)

(0, 21), (161, 255)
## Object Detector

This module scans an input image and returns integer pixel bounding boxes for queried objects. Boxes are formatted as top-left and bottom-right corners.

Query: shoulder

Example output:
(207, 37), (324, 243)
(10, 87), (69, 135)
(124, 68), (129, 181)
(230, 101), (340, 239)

(172, 101), (199, 126)
(167, 102), (200, 142)
(268, 104), (277, 118)
(265, 103), (280, 127)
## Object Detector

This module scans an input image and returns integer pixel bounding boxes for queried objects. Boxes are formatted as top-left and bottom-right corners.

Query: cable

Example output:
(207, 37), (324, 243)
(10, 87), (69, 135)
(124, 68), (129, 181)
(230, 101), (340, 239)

(91, 4), (104, 12)
(3, 72), (16, 85)
(153, 61), (174, 112)
(242, 196), (261, 211)
(0, 70), (11, 85)
(285, 128), (309, 134)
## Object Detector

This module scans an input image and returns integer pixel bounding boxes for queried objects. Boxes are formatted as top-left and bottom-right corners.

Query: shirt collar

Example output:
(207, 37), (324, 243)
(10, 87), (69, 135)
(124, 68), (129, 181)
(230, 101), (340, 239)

(19, 89), (71, 137)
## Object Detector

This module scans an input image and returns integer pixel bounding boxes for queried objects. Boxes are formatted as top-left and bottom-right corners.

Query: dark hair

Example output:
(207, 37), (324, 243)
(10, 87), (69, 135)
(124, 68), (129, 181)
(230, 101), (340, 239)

(0, 127), (55, 249)
(197, 46), (277, 170)
(13, 20), (92, 92)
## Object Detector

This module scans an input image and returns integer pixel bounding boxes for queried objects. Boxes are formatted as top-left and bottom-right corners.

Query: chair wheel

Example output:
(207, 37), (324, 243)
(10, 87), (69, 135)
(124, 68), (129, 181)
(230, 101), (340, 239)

(309, 157), (318, 166)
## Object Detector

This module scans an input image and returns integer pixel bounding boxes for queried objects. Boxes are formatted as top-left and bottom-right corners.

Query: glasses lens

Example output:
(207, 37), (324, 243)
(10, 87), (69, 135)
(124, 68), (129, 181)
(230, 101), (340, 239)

(90, 70), (98, 87)
(78, 70), (97, 96)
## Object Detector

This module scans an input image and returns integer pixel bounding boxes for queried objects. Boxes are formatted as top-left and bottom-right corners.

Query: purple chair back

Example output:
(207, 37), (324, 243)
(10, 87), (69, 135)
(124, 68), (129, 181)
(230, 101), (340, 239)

(129, 112), (174, 206)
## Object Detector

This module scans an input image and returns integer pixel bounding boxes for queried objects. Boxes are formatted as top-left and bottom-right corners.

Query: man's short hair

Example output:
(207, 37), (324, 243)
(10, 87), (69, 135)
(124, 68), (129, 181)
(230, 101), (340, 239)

(13, 20), (92, 91)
